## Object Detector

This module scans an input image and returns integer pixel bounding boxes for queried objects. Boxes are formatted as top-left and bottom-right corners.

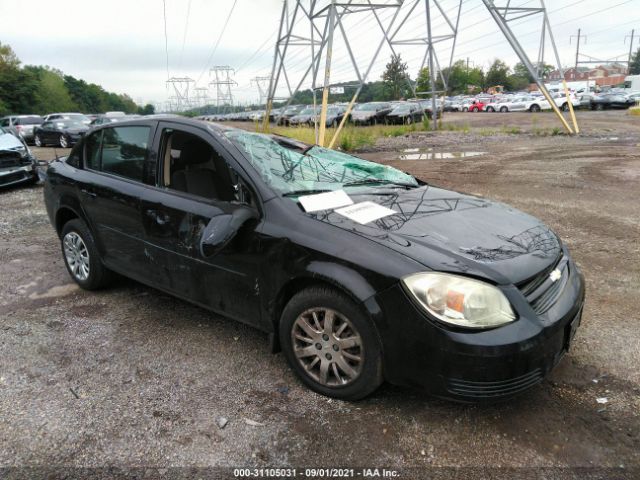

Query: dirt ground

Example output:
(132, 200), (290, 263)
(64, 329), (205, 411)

(1, 110), (639, 477)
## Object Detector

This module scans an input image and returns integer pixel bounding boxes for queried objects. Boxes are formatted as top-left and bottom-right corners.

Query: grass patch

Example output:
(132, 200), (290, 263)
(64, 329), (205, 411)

(268, 122), (428, 151)
(629, 106), (640, 117)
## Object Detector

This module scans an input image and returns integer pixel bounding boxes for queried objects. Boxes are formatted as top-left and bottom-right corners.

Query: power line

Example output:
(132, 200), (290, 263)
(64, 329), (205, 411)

(178, 0), (193, 72)
(196, 0), (239, 84)
(162, 0), (170, 80)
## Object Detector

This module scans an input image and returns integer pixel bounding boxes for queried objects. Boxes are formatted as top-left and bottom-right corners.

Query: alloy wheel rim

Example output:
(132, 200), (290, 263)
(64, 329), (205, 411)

(35, 136), (41, 146)
(60, 135), (68, 148)
(291, 308), (364, 387)
(63, 232), (90, 281)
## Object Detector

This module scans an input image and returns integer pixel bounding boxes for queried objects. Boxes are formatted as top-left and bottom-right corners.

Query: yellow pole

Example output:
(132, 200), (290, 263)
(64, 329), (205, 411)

(328, 90), (359, 149)
(562, 79), (579, 134)
(539, 85), (574, 134)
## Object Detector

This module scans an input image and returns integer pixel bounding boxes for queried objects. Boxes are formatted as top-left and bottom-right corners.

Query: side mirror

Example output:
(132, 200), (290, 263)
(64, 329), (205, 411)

(199, 207), (258, 258)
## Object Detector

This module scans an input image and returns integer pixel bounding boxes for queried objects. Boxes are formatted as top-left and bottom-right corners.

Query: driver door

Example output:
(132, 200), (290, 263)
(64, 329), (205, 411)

(140, 122), (264, 327)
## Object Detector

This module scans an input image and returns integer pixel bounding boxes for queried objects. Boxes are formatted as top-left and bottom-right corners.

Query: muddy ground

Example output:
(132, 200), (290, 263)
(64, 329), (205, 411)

(0, 110), (639, 477)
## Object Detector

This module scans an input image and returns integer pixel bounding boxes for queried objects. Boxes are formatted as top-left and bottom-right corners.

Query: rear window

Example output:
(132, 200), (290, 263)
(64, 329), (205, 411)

(100, 126), (150, 182)
(16, 117), (43, 125)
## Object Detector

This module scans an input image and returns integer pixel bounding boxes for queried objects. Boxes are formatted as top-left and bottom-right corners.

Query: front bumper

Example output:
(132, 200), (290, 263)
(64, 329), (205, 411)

(372, 252), (585, 402)
(0, 162), (38, 187)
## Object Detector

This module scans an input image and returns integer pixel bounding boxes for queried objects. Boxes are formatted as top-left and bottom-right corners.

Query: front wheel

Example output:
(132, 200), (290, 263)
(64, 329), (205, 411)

(595, 103), (604, 111)
(462, 107), (469, 112)
(561, 102), (569, 112)
(530, 104), (541, 113)
(486, 107), (495, 112)
(34, 135), (42, 147)
(279, 287), (383, 400)
(60, 219), (113, 290)
(59, 134), (68, 148)
(500, 106), (508, 113)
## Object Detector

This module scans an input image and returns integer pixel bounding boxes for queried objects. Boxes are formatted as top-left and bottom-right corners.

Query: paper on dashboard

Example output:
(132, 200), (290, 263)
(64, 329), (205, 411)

(335, 201), (397, 224)
(298, 189), (353, 212)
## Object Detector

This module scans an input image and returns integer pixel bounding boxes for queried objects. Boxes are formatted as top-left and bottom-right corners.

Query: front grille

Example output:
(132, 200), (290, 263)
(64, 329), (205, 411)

(0, 151), (21, 168)
(530, 266), (569, 315)
(518, 253), (569, 316)
(447, 369), (544, 399)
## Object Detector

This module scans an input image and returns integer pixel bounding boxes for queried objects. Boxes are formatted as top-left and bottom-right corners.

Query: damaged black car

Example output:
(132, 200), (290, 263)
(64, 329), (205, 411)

(43, 117), (585, 401)
(0, 126), (38, 188)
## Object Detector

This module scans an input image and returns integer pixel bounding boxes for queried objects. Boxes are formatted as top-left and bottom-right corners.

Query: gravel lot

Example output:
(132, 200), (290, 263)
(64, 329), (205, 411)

(1, 110), (639, 477)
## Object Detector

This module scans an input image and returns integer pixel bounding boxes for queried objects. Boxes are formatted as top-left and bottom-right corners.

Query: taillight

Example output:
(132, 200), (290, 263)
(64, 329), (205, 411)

(16, 125), (23, 131)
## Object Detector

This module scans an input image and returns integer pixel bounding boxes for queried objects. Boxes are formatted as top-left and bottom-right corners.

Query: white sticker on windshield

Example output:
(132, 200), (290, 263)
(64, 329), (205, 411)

(335, 201), (396, 224)
(299, 189), (353, 213)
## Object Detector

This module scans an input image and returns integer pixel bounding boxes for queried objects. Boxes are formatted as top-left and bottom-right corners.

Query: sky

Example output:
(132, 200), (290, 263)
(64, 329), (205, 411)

(1, 0), (638, 108)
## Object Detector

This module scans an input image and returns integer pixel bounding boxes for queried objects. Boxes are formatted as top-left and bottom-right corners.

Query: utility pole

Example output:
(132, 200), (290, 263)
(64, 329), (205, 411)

(626, 29), (636, 72)
(570, 29), (586, 70)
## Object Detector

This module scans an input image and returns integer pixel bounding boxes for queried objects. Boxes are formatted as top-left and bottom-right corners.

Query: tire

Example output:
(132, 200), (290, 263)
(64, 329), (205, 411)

(500, 106), (508, 113)
(595, 103), (604, 111)
(59, 134), (68, 148)
(406, 116), (413, 125)
(331, 119), (338, 128)
(34, 135), (42, 147)
(530, 104), (541, 113)
(279, 286), (383, 400)
(487, 107), (495, 112)
(60, 219), (113, 290)
(472, 107), (479, 112)
(462, 107), (468, 112)
(561, 102), (569, 112)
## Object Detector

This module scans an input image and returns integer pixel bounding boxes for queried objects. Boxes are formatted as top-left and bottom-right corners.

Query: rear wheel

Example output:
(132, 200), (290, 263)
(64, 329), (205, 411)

(462, 107), (469, 112)
(486, 106), (495, 112)
(561, 102), (569, 112)
(60, 219), (113, 290)
(34, 135), (42, 147)
(59, 134), (68, 148)
(530, 104), (541, 113)
(595, 103), (604, 111)
(279, 287), (383, 400)
(500, 106), (508, 113)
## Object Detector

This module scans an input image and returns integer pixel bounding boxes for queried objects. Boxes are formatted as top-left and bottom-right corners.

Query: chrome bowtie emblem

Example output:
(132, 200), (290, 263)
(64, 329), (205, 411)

(549, 268), (562, 282)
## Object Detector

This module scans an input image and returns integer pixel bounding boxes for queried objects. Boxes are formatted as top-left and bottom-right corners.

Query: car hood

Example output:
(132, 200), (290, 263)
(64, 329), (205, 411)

(0, 133), (24, 150)
(306, 185), (561, 285)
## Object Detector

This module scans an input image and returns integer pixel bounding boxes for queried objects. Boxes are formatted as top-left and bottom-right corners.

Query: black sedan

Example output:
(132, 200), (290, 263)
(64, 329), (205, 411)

(385, 103), (425, 124)
(350, 102), (393, 125)
(590, 93), (635, 110)
(43, 117), (585, 401)
(34, 119), (89, 148)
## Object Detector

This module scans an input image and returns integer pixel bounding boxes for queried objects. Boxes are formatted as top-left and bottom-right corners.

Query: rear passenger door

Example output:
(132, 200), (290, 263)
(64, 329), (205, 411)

(77, 123), (157, 279)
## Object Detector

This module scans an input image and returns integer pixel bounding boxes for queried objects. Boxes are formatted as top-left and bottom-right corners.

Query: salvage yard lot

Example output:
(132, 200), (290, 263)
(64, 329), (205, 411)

(1, 110), (639, 472)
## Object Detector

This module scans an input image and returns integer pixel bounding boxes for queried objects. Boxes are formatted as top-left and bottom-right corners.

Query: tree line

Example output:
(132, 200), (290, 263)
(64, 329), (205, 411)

(0, 42), (154, 117)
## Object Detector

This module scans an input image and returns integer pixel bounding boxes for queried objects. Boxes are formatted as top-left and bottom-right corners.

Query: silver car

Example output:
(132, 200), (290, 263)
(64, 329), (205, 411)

(0, 115), (44, 144)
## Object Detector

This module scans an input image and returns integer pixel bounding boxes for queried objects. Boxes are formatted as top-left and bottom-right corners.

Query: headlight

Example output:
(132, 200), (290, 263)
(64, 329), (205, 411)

(402, 273), (516, 329)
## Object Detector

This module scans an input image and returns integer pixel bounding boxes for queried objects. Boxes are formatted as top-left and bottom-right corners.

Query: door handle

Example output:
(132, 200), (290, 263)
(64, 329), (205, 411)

(146, 209), (170, 225)
(81, 188), (97, 198)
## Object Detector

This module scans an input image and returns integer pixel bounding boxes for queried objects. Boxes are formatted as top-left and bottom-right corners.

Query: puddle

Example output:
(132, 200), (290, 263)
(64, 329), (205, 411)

(399, 148), (487, 160)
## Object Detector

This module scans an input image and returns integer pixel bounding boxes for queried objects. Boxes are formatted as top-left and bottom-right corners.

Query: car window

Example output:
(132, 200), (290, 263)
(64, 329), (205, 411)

(16, 117), (43, 125)
(84, 130), (103, 170)
(0, 119), (9, 127)
(160, 129), (236, 202)
(66, 144), (82, 168)
(100, 126), (150, 182)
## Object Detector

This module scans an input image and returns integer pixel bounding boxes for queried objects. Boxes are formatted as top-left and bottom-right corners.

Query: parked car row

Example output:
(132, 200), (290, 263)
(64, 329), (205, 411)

(0, 112), (141, 147)
(200, 100), (440, 127)
(445, 89), (639, 113)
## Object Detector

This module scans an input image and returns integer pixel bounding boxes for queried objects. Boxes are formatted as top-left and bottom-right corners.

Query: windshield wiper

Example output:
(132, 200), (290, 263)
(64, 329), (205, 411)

(343, 179), (417, 189)
(282, 189), (333, 197)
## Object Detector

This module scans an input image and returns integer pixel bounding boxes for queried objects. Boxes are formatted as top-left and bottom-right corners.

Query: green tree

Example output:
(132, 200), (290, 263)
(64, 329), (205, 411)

(382, 54), (411, 100)
(137, 104), (155, 115)
(466, 66), (485, 92)
(24, 66), (78, 113)
(630, 48), (640, 75)
(0, 42), (20, 70)
(485, 59), (510, 87)
(513, 61), (554, 82)
(416, 67), (431, 93)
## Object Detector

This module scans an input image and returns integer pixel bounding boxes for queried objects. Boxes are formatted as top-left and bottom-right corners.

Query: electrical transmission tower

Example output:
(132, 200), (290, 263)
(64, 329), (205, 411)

(251, 76), (272, 104)
(193, 87), (211, 109)
(481, 0), (578, 133)
(265, 0), (580, 141)
(209, 66), (238, 111)
(571, 28), (633, 72)
(166, 77), (196, 112)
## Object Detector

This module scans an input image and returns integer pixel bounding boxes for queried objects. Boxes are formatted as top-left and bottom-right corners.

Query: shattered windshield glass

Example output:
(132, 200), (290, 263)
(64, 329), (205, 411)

(225, 131), (418, 196)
